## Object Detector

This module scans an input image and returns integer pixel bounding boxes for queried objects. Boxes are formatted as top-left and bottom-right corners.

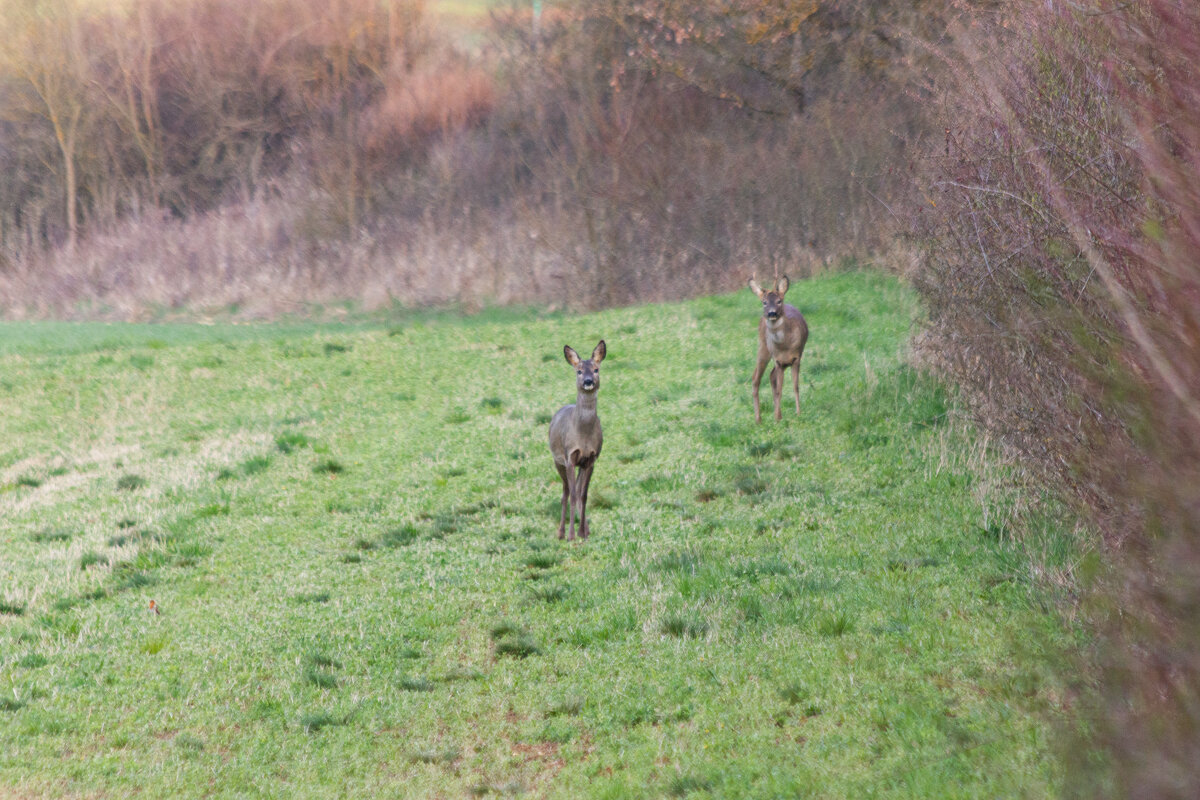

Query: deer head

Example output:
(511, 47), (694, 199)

(749, 276), (790, 323)
(564, 340), (606, 394)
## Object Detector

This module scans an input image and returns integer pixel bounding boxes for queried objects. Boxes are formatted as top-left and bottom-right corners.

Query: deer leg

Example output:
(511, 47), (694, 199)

(792, 359), (802, 415)
(751, 347), (771, 424)
(577, 461), (596, 539)
(770, 363), (783, 421)
(555, 462), (569, 539)
(565, 454), (579, 540)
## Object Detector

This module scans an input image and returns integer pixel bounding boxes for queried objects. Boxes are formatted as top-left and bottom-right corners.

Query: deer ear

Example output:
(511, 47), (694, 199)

(776, 275), (790, 295)
(564, 345), (581, 367)
(592, 340), (606, 364)
(749, 279), (764, 299)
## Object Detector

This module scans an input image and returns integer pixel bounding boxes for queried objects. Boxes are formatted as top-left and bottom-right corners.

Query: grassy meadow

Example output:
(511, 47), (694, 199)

(0, 271), (1078, 797)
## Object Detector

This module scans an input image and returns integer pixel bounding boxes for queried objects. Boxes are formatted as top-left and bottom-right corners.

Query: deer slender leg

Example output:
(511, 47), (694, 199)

(751, 347), (771, 424)
(555, 463), (569, 539)
(792, 359), (802, 414)
(565, 454), (579, 540)
(770, 363), (783, 421)
(577, 462), (596, 539)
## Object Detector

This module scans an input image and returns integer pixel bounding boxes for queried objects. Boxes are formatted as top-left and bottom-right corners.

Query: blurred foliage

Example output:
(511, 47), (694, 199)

(909, 1), (1200, 795)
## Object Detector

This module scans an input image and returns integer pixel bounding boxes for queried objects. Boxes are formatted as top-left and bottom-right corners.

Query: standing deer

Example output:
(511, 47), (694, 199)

(548, 340), (606, 540)
(750, 275), (809, 423)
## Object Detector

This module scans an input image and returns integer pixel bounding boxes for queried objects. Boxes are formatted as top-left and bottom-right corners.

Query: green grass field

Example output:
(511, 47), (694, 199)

(0, 271), (1077, 798)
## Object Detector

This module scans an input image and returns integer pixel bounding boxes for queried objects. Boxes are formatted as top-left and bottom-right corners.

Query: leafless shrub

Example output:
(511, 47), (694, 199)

(909, 1), (1200, 794)
(2, 0), (949, 316)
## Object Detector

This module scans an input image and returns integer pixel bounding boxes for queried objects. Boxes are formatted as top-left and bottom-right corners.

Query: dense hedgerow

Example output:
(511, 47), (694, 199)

(910, 1), (1200, 795)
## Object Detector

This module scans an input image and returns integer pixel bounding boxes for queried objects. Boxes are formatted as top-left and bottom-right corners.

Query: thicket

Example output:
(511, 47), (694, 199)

(0, 0), (945, 315)
(909, 1), (1200, 795)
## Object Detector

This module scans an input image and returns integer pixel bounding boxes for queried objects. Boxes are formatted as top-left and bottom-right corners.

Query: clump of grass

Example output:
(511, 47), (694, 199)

(323, 342), (351, 355)
(746, 441), (774, 458)
(196, 502), (230, 518)
(313, 459), (345, 475)
(778, 683), (807, 705)
(0, 696), (27, 712)
(408, 746), (460, 765)
(340, 553), (362, 564)
(530, 584), (568, 604)
(174, 733), (205, 752)
(398, 676), (435, 692)
(589, 492), (617, 510)
(668, 774), (714, 797)
(380, 525), (419, 548)
(534, 412), (554, 425)
(215, 467), (236, 480)
(0, 600), (26, 616)
(638, 475), (674, 493)
(275, 432), (311, 454)
(141, 635), (169, 655)
(491, 623), (540, 659)
(79, 551), (109, 570)
(695, 488), (721, 503)
(737, 558), (794, 580)
(445, 409), (471, 425)
(293, 591), (331, 604)
(652, 551), (701, 575)
(303, 667), (338, 689)
(129, 354), (154, 370)
(30, 527), (72, 544)
(886, 556), (941, 572)
(481, 397), (504, 412)
(299, 711), (344, 732)
(306, 651), (342, 670)
(16, 474), (43, 488)
(353, 538), (377, 551)
(817, 611), (854, 637)
(736, 593), (765, 622)
(538, 719), (575, 744)
(489, 622), (523, 640)
(116, 473), (147, 491)
(240, 455), (272, 475)
(735, 473), (769, 497)
(546, 697), (584, 717)
(441, 667), (483, 683)
(108, 528), (150, 547)
(660, 615), (709, 639)
(114, 571), (156, 592)
(524, 552), (560, 570)
(701, 422), (741, 448)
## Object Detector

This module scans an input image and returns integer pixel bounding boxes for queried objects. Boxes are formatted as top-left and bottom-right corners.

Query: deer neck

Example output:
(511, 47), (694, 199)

(574, 389), (599, 428)
(765, 316), (788, 341)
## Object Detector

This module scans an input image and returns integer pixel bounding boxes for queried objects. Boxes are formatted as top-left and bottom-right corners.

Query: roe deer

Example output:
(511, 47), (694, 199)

(548, 340), (606, 540)
(750, 275), (809, 423)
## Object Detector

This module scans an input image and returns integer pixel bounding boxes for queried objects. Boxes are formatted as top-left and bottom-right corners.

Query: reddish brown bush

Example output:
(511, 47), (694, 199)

(2, 0), (956, 315)
(910, 1), (1200, 794)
